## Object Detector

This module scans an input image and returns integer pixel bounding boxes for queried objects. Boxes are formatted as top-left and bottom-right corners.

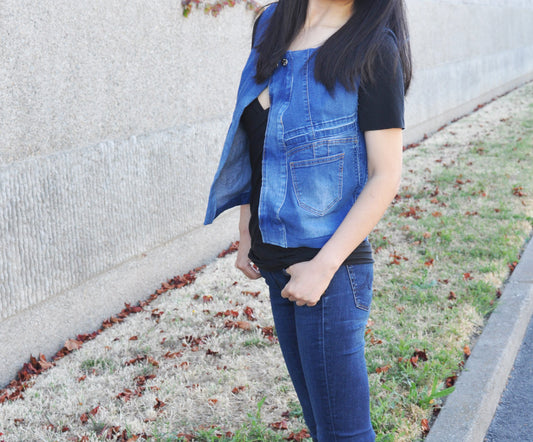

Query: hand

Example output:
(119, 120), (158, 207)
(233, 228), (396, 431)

(235, 231), (261, 280)
(281, 259), (336, 307)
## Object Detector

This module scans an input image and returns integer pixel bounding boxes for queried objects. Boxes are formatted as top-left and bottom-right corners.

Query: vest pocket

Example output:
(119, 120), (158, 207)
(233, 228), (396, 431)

(290, 153), (344, 216)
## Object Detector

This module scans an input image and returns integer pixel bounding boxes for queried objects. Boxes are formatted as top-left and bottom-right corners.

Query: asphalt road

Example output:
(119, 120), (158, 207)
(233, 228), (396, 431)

(484, 314), (533, 441)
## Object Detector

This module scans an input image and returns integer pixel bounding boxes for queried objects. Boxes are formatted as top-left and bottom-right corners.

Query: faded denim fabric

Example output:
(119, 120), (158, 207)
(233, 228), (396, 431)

(261, 263), (376, 441)
(204, 4), (368, 248)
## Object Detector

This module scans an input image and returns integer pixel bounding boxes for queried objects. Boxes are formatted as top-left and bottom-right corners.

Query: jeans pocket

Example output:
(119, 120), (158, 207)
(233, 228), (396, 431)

(346, 263), (374, 311)
(290, 153), (344, 216)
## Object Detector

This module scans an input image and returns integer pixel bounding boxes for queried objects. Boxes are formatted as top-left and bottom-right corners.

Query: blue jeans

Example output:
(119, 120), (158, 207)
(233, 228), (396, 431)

(260, 263), (376, 442)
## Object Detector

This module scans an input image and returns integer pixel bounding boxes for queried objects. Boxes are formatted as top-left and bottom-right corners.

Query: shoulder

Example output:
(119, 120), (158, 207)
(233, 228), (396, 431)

(377, 29), (401, 64)
(368, 28), (402, 82)
(251, 2), (277, 48)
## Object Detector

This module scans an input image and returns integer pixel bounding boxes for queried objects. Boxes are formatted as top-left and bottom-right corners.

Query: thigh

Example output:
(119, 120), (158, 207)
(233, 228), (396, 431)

(295, 263), (376, 441)
(260, 269), (318, 437)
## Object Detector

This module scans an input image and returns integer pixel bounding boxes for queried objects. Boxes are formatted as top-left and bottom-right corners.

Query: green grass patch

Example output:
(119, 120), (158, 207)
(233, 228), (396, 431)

(366, 83), (533, 440)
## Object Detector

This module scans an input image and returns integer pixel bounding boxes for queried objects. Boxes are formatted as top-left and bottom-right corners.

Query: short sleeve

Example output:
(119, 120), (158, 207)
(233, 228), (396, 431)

(358, 32), (405, 131)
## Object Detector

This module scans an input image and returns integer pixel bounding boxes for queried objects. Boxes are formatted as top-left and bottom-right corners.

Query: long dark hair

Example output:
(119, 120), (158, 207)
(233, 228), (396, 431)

(254, 0), (412, 94)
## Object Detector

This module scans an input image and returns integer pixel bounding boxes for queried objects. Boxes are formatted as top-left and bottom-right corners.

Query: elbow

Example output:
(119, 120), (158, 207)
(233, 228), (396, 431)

(393, 172), (402, 196)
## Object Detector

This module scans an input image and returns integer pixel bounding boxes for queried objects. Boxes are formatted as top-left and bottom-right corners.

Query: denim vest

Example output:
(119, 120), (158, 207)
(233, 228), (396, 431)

(204, 5), (368, 248)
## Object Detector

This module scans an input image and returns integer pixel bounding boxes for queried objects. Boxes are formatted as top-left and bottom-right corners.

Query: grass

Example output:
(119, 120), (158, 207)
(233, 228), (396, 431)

(365, 84), (533, 439)
(0, 83), (531, 441)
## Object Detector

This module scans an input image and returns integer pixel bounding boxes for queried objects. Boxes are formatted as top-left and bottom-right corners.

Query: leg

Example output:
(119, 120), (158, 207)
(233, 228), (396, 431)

(294, 263), (376, 441)
(261, 269), (318, 440)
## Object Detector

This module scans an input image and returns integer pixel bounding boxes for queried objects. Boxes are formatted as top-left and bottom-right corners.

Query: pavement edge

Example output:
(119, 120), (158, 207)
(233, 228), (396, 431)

(426, 234), (533, 442)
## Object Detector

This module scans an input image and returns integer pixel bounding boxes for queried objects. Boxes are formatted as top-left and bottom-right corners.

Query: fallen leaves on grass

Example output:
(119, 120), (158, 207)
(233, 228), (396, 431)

(421, 418), (430, 435)
(243, 306), (257, 321)
(154, 397), (166, 410)
(400, 206), (423, 219)
(286, 428), (311, 441)
(232, 386), (246, 394)
(512, 186), (526, 197)
(224, 320), (252, 331)
(217, 241), (239, 258)
(215, 309), (239, 318)
(270, 420), (289, 430)
(389, 251), (409, 265)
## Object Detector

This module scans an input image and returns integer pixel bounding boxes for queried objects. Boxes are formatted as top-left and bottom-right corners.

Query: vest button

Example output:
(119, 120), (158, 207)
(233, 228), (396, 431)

(280, 58), (288, 66)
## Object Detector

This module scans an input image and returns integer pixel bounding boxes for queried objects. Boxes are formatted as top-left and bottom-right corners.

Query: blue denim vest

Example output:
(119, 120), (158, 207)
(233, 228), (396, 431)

(204, 5), (368, 248)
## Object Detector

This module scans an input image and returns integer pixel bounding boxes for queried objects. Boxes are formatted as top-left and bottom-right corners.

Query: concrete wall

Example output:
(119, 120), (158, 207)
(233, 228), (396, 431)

(1, 0), (533, 387)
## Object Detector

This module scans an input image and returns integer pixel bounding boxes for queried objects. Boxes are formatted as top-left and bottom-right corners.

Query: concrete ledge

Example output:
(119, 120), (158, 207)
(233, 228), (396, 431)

(426, 235), (533, 442)
(0, 207), (239, 388)
(403, 71), (533, 146)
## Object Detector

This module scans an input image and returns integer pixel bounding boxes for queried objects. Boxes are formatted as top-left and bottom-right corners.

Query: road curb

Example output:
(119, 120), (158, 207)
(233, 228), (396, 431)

(426, 234), (533, 442)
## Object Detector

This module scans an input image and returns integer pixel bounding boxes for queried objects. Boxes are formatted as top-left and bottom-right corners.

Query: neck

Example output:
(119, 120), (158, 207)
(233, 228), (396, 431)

(305, 0), (354, 29)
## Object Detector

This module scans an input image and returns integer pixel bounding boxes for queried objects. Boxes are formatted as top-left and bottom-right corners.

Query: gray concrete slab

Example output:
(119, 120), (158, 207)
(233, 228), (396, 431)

(426, 235), (533, 442)
(485, 314), (533, 441)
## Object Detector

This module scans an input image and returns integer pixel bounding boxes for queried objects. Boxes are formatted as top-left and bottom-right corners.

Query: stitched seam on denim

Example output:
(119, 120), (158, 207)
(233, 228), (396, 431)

(290, 154), (344, 216)
(270, 62), (293, 247)
(347, 265), (370, 312)
(284, 113), (357, 141)
(321, 291), (337, 440)
(287, 137), (357, 156)
(305, 53), (315, 139)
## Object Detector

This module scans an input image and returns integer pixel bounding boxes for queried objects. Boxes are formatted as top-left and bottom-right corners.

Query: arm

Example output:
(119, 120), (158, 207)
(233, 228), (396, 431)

(281, 128), (403, 306)
(235, 204), (262, 279)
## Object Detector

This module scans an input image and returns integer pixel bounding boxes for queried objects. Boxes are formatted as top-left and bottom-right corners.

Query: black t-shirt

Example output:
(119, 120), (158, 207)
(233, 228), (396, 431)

(241, 32), (404, 272)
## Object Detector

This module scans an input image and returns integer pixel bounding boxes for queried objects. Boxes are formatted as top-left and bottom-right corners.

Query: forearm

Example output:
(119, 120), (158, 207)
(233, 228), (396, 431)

(239, 204), (252, 235)
(313, 171), (400, 276)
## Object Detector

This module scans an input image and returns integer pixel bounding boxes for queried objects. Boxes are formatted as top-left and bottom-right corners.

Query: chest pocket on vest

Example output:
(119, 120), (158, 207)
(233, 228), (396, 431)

(290, 153), (344, 216)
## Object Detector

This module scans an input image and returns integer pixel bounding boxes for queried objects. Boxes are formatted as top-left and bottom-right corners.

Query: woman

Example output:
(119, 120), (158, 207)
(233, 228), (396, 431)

(204, 0), (411, 440)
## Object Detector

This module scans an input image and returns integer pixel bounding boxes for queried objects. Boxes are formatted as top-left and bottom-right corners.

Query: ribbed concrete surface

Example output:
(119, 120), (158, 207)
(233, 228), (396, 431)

(0, 122), (228, 321)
